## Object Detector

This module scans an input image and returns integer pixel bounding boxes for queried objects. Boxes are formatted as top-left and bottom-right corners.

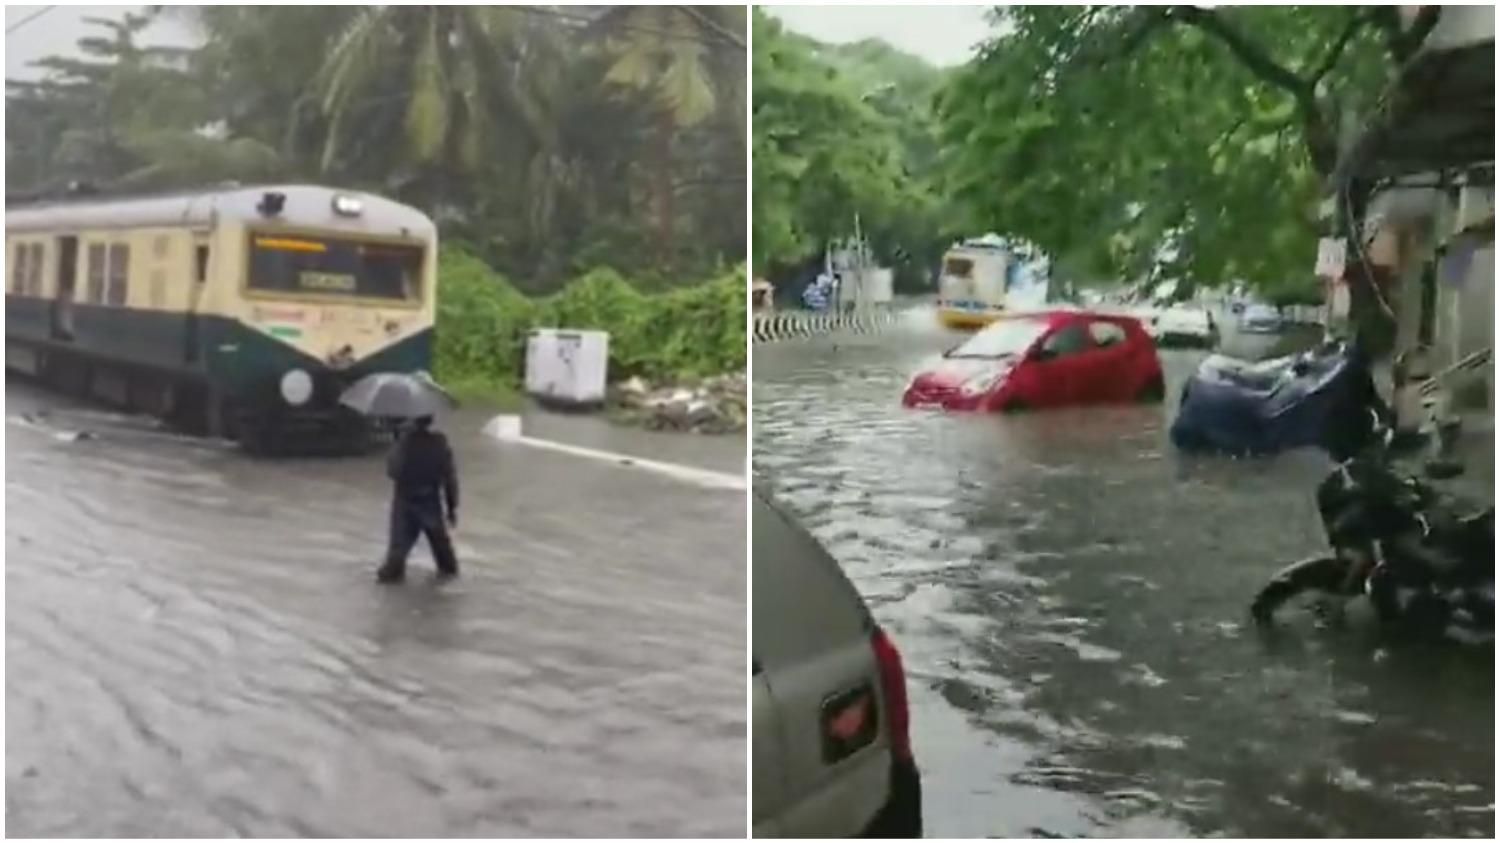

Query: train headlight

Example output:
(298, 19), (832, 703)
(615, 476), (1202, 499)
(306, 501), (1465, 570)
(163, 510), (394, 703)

(331, 194), (363, 217)
(280, 369), (313, 406)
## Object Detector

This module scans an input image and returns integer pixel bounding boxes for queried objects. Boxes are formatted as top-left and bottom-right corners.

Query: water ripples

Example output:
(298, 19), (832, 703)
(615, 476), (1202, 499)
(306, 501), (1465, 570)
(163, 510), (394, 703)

(7, 384), (746, 837)
(754, 316), (1493, 838)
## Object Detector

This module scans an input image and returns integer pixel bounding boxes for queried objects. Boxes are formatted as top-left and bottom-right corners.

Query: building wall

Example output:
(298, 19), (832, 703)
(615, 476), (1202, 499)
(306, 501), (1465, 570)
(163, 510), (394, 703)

(1354, 181), (1492, 419)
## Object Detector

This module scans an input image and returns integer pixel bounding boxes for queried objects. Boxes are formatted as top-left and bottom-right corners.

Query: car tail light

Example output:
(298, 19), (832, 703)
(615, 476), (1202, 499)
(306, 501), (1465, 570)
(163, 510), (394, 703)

(871, 626), (912, 762)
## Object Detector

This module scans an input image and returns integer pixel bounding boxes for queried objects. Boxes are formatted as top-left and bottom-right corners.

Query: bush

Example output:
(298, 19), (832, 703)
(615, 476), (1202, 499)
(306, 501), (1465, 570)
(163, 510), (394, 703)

(433, 246), (746, 400)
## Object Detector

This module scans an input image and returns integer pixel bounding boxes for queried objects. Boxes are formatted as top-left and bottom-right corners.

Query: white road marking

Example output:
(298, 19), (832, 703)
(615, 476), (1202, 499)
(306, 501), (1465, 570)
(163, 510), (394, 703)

(483, 414), (745, 491)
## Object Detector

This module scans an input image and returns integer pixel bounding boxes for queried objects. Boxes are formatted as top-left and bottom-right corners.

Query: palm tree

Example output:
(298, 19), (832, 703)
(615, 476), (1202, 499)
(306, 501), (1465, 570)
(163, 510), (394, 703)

(594, 6), (746, 264)
(312, 7), (560, 203)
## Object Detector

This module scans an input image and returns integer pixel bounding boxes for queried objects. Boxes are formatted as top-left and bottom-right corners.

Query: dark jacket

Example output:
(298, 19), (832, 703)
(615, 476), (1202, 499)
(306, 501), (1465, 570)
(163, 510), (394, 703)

(387, 428), (459, 513)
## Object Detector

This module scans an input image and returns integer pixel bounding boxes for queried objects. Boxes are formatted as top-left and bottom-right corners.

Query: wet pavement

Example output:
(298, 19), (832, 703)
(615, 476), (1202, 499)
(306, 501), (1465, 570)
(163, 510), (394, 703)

(753, 307), (1494, 838)
(5, 380), (746, 837)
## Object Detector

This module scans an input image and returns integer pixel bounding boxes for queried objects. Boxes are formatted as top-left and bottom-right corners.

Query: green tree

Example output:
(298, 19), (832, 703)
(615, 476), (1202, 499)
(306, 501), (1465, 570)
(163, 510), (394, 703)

(595, 6), (746, 265)
(937, 5), (1441, 293)
(6, 11), (276, 193)
(751, 10), (950, 290)
(7, 7), (747, 294)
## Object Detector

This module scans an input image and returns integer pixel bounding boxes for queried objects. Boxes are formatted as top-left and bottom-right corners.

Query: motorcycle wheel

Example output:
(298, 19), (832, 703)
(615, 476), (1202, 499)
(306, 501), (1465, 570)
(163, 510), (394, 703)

(1251, 555), (1352, 624)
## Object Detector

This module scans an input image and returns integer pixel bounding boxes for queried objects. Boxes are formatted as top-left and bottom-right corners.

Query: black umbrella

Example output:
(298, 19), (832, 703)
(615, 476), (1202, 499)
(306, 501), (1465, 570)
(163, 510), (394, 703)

(339, 370), (458, 418)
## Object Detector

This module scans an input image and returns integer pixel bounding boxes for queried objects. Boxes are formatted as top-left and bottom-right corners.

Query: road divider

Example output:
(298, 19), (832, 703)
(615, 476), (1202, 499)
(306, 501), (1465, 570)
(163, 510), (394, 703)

(753, 309), (901, 343)
(482, 414), (745, 491)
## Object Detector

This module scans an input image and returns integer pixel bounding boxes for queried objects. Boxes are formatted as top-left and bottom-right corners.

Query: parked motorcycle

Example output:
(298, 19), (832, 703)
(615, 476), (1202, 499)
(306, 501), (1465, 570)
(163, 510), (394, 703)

(1250, 409), (1494, 644)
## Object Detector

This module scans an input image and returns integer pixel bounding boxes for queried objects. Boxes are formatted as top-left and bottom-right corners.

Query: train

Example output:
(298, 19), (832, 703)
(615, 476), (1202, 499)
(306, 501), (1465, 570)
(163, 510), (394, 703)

(5, 184), (438, 453)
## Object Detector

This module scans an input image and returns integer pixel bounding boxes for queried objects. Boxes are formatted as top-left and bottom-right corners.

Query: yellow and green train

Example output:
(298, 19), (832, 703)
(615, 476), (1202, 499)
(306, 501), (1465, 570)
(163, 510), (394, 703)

(5, 184), (438, 452)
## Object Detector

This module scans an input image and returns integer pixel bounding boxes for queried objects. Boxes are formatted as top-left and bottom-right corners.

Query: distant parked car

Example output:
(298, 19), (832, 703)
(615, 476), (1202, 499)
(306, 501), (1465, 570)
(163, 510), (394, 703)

(1154, 306), (1220, 349)
(1127, 304), (1160, 333)
(903, 310), (1165, 412)
(752, 489), (922, 838)
(1241, 303), (1284, 333)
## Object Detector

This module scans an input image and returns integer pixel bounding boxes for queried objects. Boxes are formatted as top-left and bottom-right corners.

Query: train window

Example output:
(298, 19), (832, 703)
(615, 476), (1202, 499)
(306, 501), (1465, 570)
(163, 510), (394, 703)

(195, 245), (209, 283)
(107, 244), (130, 306)
(11, 242), (28, 294)
(247, 235), (422, 302)
(86, 243), (108, 304)
(27, 243), (44, 296)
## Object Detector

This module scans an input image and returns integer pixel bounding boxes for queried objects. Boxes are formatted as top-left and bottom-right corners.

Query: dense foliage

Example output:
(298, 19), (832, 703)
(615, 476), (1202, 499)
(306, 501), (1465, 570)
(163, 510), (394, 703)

(937, 6), (1436, 296)
(751, 9), (952, 292)
(434, 246), (746, 402)
(6, 7), (745, 288)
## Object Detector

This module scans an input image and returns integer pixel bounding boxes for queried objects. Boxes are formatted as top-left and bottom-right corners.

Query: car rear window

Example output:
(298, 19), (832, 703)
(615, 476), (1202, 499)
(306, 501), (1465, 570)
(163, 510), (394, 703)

(1088, 321), (1127, 347)
(752, 491), (873, 671)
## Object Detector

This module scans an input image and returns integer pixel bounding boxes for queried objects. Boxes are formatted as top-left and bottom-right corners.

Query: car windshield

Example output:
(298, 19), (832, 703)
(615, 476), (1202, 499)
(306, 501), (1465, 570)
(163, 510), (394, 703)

(946, 318), (1051, 359)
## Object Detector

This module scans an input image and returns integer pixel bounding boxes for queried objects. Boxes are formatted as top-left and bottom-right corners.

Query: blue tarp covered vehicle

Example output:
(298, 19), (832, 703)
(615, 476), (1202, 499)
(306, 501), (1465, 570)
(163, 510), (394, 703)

(1169, 341), (1385, 459)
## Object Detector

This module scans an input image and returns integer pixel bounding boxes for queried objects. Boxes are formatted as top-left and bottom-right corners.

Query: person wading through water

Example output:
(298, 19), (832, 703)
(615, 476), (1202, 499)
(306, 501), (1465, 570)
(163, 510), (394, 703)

(378, 415), (460, 582)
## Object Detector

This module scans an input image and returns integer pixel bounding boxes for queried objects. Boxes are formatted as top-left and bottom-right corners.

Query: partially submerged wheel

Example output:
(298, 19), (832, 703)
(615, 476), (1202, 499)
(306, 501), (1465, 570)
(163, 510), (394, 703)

(1138, 374), (1166, 403)
(1251, 555), (1349, 624)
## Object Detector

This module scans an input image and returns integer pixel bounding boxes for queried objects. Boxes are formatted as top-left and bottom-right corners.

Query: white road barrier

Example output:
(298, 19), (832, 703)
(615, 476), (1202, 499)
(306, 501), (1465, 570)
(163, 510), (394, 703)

(483, 415), (745, 492)
(752, 309), (900, 343)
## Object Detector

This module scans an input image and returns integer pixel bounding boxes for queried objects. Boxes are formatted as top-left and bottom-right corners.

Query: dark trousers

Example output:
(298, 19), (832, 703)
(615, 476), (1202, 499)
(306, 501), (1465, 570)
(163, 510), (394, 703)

(380, 496), (458, 576)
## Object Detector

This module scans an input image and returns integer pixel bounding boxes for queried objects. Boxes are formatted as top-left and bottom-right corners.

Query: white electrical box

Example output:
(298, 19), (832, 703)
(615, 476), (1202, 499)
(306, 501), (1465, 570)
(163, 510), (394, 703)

(525, 329), (610, 407)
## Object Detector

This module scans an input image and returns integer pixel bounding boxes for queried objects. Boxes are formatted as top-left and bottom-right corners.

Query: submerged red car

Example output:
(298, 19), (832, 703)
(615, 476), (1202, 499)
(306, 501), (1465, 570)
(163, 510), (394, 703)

(903, 310), (1165, 412)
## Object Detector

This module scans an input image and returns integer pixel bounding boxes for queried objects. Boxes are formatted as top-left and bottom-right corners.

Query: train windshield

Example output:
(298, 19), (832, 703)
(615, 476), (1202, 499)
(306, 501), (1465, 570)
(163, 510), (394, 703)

(247, 235), (424, 302)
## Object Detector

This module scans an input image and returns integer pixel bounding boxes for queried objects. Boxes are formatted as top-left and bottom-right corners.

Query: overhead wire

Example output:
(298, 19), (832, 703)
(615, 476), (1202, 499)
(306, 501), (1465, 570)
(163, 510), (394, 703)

(6, 5), (56, 36)
(513, 5), (745, 51)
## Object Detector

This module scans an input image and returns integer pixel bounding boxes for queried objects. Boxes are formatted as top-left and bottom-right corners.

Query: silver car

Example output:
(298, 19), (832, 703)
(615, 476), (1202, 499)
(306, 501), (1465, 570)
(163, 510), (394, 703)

(752, 489), (922, 838)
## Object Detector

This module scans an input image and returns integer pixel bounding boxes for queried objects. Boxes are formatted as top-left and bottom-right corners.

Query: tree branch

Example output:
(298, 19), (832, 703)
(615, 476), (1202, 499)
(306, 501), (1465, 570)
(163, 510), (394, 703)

(675, 6), (745, 51)
(1168, 6), (1311, 99)
(1309, 8), (1369, 85)
(1370, 5), (1442, 64)
(1117, 6), (1172, 58)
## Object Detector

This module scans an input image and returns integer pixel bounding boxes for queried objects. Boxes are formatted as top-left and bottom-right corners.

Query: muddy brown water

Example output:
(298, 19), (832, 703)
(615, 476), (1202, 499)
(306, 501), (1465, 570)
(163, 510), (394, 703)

(5, 381), (746, 837)
(753, 308), (1493, 838)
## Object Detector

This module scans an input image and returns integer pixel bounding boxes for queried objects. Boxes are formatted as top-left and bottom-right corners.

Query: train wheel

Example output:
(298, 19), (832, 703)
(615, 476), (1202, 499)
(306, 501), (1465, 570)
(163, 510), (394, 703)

(126, 373), (173, 417)
(237, 410), (281, 457)
(203, 391), (238, 442)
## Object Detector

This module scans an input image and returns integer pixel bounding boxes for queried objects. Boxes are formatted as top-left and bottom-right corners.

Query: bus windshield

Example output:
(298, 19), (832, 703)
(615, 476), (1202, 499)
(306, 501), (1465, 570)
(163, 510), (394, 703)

(247, 235), (423, 302)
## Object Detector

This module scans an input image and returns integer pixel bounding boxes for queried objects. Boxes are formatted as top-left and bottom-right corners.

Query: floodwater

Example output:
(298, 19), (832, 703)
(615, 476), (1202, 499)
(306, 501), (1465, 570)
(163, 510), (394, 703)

(5, 381), (746, 838)
(753, 308), (1494, 838)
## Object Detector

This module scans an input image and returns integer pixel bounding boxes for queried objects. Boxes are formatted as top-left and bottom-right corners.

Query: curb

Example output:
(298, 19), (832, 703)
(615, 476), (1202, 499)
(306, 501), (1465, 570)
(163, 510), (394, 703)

(752, 310), (900, 344)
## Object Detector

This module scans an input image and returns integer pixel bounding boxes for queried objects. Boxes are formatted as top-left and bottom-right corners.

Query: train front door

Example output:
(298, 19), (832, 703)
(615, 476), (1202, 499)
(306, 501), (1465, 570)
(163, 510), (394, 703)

(50, 235), (78, 340)
(184, 235), (210, 364)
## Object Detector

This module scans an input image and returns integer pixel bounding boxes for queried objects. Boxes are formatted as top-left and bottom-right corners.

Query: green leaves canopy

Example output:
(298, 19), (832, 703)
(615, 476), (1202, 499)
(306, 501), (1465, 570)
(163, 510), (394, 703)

(937, 5), (1406, 292)
(751, 9), (949, 288)
(6, 7), (746, 289)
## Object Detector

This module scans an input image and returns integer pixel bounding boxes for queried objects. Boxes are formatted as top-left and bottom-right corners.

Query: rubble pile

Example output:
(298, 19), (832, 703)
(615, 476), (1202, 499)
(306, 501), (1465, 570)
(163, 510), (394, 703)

(606, 373), (747, 434)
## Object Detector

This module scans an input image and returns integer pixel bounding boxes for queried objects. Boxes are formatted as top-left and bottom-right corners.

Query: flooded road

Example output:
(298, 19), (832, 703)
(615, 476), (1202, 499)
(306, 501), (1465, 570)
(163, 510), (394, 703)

(753, 308), (1493, 838)
(6, 381), (746, 838)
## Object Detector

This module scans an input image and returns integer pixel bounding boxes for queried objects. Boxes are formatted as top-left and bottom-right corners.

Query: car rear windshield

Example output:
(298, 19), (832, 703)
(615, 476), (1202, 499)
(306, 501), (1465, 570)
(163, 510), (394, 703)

(947, 317), (1051, 359)
(247, 235), (423, 302)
